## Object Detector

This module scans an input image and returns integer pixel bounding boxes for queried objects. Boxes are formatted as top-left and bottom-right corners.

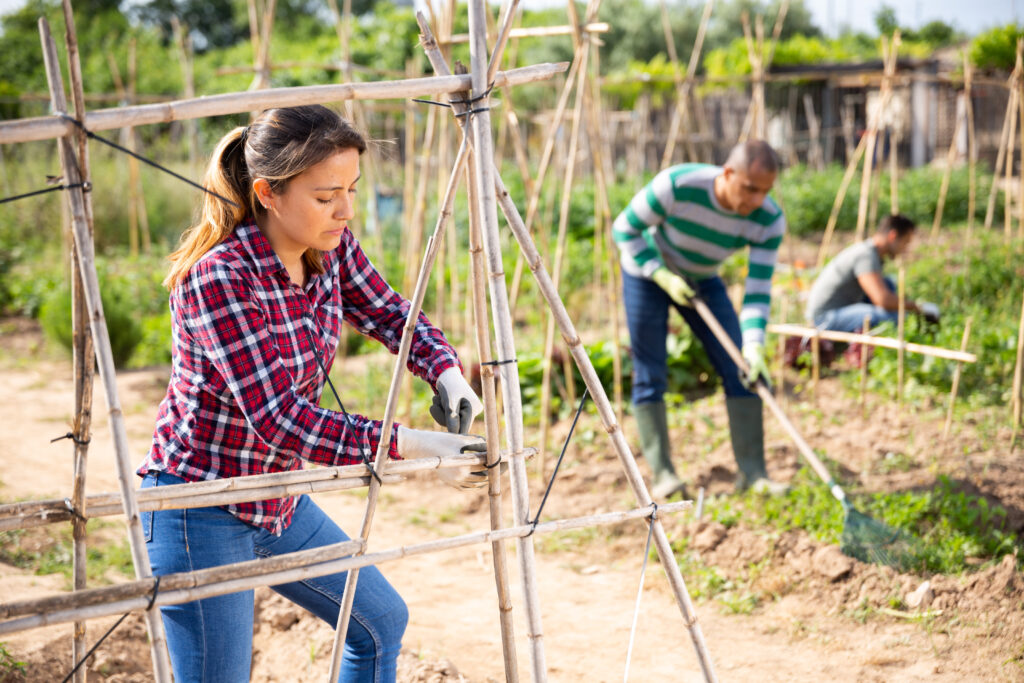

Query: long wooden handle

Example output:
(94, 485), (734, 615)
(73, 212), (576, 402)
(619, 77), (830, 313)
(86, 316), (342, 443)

(690, 296), (847, 503)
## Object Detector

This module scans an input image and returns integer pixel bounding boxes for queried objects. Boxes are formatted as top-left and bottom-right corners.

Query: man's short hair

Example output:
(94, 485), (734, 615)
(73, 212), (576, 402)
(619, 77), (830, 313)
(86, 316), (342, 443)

(724, 139), (781, 174)
(878, 214), (916, 237)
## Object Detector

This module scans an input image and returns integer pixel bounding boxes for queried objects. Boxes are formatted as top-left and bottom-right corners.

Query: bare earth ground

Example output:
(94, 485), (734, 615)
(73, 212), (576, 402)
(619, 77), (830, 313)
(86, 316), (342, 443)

(1, 317), (1022, 682)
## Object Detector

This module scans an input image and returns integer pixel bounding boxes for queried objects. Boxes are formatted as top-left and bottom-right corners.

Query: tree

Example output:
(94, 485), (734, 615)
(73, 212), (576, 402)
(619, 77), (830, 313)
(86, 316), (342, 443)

(874, 4), (899, 36)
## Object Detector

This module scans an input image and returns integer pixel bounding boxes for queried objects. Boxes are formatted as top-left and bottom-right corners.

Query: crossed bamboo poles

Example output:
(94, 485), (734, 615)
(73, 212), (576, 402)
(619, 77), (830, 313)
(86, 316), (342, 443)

(5, 4), (720, 682)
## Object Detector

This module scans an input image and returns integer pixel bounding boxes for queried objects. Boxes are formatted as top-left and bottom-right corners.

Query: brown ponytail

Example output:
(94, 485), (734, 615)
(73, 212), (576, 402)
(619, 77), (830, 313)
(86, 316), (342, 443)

(164, 105), (367, 290)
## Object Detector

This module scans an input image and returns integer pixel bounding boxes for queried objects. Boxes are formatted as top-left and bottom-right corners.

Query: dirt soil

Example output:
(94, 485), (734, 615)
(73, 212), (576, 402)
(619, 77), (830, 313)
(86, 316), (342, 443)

(1, 317), (1022, 682)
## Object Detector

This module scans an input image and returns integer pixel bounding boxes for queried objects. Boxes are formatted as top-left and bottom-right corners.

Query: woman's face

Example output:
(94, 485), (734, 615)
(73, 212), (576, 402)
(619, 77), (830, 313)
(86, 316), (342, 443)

(255, 147), (361, 261)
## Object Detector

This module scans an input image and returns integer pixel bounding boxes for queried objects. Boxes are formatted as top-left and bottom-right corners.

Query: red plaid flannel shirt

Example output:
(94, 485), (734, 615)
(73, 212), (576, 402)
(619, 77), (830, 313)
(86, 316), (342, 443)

(139, 221), (459, 534)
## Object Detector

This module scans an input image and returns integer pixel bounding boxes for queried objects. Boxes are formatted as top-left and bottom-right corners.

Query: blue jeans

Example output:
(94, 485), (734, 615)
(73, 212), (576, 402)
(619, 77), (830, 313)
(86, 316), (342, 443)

(812, 276), (898, 333)
(622, 271), (756, 404)
(141, 472), (407, 682)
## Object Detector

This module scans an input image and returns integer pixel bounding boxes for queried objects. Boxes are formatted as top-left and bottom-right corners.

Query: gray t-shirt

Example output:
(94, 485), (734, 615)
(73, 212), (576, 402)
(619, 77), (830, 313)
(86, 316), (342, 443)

(806, 239), (882, 321)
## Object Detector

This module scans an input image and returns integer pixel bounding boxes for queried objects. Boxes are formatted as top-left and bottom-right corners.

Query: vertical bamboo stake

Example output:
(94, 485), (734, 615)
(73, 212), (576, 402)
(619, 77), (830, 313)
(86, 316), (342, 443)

(856, 34), (899, 242)
(816, 131), (869, 268)
(171, 18), (199, 174)
(803, 93), (824, 170)
(965, 52), (977, 245)
(776, 297), (788, 407)
(1018, 73), (1024, 240)
(61, 4), (95, 680)
(889, 127), (900, 215)
(326, 136), (472, 680)
(539, 42), (590, 475)
(465, 147), (519, 681)
(493, 172), (719, 682)
(249, 0), (277, 92)
(464, 1), (548, 675)
(811, 331), (820, 399)
(897, 264), (906, 408)
(1012, 290), (1024, 450)
(1007, 79), (1020, 242)
(942, 317), (972, 441)
(860, 314), (870, 417)
(985, 68), (1018, 229)
(659, 0), (713, 168)
(40, 18), (172, 682)
(401, 59), (417, 236)
(931, 110), (963, 239)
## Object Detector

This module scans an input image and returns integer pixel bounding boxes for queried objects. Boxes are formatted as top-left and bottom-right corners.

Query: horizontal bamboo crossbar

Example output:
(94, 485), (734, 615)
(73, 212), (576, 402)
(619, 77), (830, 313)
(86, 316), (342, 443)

(444, 22), (610, 44)
(0, 450), (533, 532)
(0, 501), (691, 636)
(767, 323), (977, 363)
(0, 62), (567, 145)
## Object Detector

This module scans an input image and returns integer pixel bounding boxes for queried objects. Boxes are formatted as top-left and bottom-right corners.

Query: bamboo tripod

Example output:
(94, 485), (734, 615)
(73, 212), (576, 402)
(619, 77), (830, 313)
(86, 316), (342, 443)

(3, 7), (719, 683)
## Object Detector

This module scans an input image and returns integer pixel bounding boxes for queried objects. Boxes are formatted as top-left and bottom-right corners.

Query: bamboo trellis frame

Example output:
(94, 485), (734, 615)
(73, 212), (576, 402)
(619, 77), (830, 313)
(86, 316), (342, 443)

(766, 323), (977, 363)
(1, 8), (725, 683)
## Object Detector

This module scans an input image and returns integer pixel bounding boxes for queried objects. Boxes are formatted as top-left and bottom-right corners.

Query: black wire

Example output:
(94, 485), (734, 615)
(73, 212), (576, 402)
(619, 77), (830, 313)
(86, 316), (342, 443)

(526, 387), (590, 536)
(302, 317), (383, 486)
(0, 181), (90, 205)
(57, 114), (240, 210)
(51, 431), (91, 446)
(60, 578), (162, 683)
(481, 358), (516, 367)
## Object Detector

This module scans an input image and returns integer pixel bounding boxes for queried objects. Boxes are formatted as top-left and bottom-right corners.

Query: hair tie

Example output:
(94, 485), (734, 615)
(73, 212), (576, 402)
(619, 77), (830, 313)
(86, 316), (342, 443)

(239, 125), (250, 146)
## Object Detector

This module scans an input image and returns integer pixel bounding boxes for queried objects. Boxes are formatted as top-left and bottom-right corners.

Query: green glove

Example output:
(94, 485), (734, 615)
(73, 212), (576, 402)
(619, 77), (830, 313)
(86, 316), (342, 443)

(651, 267), (695, 307)
(741, 341), (771, 389)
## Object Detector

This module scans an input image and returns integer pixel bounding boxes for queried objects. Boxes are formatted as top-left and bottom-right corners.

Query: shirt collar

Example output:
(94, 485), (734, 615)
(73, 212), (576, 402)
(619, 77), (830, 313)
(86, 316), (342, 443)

(235, 220), (288, 279)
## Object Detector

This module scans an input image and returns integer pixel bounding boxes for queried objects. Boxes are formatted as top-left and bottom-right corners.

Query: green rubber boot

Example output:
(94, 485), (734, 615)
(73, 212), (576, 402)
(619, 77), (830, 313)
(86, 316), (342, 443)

(634, 401), (687, 499)
(726, 396), (787, 495)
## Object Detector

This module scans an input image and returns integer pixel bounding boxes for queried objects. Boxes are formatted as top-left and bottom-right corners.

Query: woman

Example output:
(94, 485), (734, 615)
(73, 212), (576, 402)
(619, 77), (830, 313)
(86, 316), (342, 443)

(138, 104), (485, 681)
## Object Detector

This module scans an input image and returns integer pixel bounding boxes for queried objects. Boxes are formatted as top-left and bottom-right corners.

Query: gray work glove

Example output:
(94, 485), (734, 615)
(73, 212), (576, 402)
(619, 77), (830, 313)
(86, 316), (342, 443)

(652, 266), (696, 307)
(429, 367), (484, 434)
(917, 301), (940, 324)
(397, 426), (492, 490)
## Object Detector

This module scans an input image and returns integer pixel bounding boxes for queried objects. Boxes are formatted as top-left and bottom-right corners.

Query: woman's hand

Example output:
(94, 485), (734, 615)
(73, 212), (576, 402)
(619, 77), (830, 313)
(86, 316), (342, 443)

(397, 426), (495, 490)
(429, 367), (484, 434)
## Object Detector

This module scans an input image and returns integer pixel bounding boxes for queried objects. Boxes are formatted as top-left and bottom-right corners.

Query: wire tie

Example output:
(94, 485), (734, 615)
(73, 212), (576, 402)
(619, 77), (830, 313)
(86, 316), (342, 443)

(481, 358), (516, 367)
(484, 458), (503, 469)
(146, 576), (161, 611)
(63, 498), (87, 523)
(51, 431), (91, 446)
(453, 106), (490, 119)
(411, 98), (452, 109)
(648, 501), (659, 522)
(56, 113), (240, 209)
(0, 181), (91, 205)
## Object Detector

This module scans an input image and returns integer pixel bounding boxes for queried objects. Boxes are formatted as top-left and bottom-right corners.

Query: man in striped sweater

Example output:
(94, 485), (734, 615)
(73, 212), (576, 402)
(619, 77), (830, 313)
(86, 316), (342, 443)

(613, 140), (788, 499)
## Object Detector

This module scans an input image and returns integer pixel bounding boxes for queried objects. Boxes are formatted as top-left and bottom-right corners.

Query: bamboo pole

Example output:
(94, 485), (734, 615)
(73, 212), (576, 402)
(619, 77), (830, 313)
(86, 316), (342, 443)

(443, 21), (609, 45)
(507, 50), (585, 311)
(0, 502), (690, 638)
(860, 314), (870, 417)
(463, 1), (550, 674)
(776, 297), (788, 407)
(942, 317), (972, 441)
(889, 127), (900, 215)
(466, 139), (520, 682)
(60, 3), (96, 679)
(766, 323), (977, 362)
(39, 17), (172, 682)
(965, 51), (977, 245)
(815, 131), (869, 268)
(249, 0), (277, 93)
(856, 34), (899, 243)
(492, 173), (718, 682)
(1018, 71), (1024, 240)
(803, 93), (824, 170)
(171, 18), (199, 174)
(326, 134), (472, 680)
(539, 41), (590, 475)
(0, 63), (568, 145)
(811, 331), (820, 398)
(931, 111), (963, 239)
(897, 264), (906, 407)
(1007, 83), (1020, 243)
(984, 73), (1018, 229)
(659, 0), (713, 168)
(1012, 290), (1024, 450)
(0, 451), (524, 533)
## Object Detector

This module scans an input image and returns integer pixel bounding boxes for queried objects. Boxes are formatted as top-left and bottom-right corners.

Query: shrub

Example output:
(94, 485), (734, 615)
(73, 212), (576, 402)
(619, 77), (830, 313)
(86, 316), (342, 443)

(39, 285), (143, 369)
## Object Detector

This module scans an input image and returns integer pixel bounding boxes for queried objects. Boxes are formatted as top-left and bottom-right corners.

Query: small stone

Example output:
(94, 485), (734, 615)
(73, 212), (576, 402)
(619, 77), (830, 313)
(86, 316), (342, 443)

(905, 580), (933, 609)
(811, 545), (854, 581)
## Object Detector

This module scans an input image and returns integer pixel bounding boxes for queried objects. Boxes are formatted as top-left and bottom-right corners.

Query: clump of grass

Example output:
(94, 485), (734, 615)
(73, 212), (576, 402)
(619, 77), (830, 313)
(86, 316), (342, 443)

(0, 521), (135, 587)
(700, 468), (1020, 575)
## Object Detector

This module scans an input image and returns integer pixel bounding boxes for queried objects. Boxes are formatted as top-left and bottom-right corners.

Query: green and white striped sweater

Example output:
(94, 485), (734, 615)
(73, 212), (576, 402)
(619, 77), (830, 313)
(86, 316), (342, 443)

(612, 163), (786, 346)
